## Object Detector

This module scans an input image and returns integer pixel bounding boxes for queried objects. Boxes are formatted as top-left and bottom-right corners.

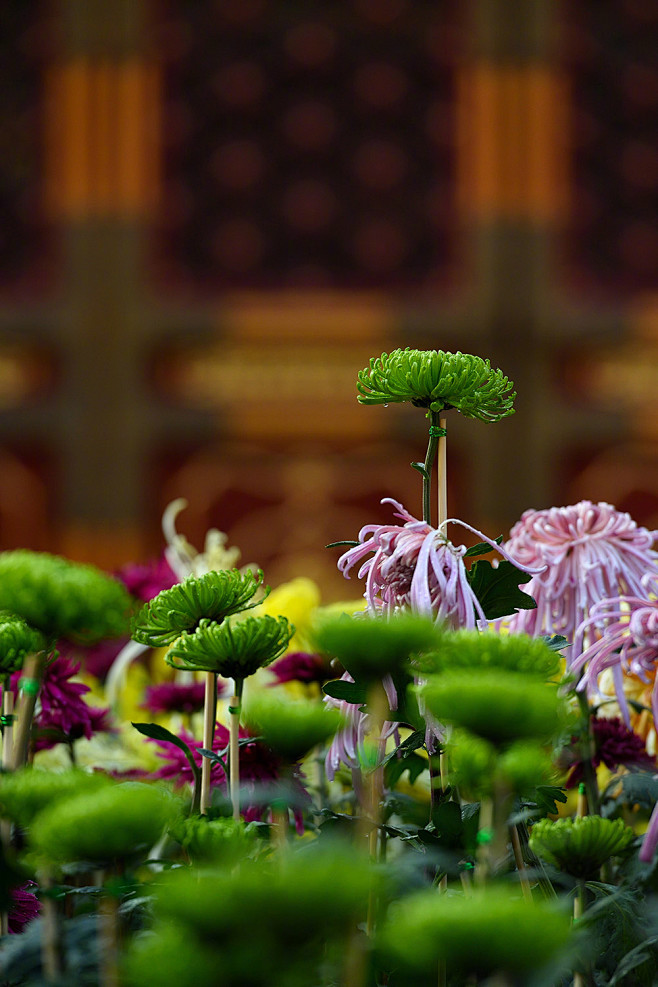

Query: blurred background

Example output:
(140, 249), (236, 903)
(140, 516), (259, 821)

(1, 0), (657, 599)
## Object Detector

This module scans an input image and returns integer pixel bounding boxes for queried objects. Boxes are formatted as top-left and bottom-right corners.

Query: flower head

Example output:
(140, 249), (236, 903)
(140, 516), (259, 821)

(572, 592), (658, 727)
(0, 611), (47, 676)
(142, 680), (211, 716)
(529, 815), (634, 878)
(166, 614), (294, 680)
(338, 498), (537, 627)
(131, 569), (267, 648)
(499, 502), (658, 655)
(269, 651), (334, 686)
(162, 498), (247, 582)
(562, 716), (654, 786)
(323, 672), (400, 782)
(116, 555), (179, 602)
(357, 348), (515, 421)
(0, 550), (133, 644)
(8, 882), (41, 934)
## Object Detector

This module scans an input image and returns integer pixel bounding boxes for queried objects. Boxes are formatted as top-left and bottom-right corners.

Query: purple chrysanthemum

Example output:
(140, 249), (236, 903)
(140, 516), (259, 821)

(116, 554), (179, 602)
(499, 502), (658, 658)
(564, 715), (654, 786)
(8, 882), (41, 934)
(269, 651), (335, 686)
(572, 591), (658, 727)
(6, 655), (113, 752)
(142, 680), (216, 716)
(338, 498), (538, 628)
(150, 723), (310, 832)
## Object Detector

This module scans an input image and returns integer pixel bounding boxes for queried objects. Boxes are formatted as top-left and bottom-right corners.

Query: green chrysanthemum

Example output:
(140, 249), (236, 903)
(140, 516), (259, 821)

(379, 888), (570, 976)
(131, 569), (267, 647)
(0, 550), (132, 644)
(417, 629), (562, 681)
(169, 815), (256, 866)
(0, 768), (112, 829)
(242, 691), (342, 762)
(449, 731), (555, 798)
(529, 816), (635, 879)
(313, 612), (441, 680)
(0, 611), (47, 675)
(418, 670), (564, 744)
(166, 615), (294, 679)
(30, 782), (179, 866)
(356, 348), (515, 421)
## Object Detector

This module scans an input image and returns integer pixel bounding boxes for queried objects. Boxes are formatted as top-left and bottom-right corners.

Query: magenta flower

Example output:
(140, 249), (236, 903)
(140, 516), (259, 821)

(116, 554), (179, 602)
(8, 882), (41, 934)
(563, 715), (654, 787)
(142, 680), (216, 716)
(499, 502), (658, 657)
(270, 651), (335, 686)
(572, 591), (658, 727)
(7, 655), (114, 752)
(150, 723), (310, 832)
(338, 498), (539, 628)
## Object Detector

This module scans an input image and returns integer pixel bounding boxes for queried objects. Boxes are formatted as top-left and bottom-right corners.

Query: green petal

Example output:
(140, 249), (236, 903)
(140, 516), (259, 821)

(166, 614), (294, 679)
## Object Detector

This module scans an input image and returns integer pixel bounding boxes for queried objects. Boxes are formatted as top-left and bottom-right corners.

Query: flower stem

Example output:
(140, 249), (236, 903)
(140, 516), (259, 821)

(230, 678), (244, 822)
(421, 411), (442, 525)
(576, 691), (600, 817)
(11, 652), (45, 770)
(200, 671), (218, 814)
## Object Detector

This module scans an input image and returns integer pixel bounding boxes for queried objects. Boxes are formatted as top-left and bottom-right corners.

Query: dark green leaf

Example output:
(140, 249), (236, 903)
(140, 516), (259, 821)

(384, 751), (428, 789)
(534, 785), (568, 815)
(464, 537), (503, 558)
(608, 772), (658, 809)
(609, 938), (658, 986)
(410, 462), (430, 479)
(325, 540), (359, 549)
(322, 679), (368, 705)
(467, 559), (536, 620)
(540, 634), (570, 653)
(430, 799), (463, 847)
(132, 721), (201, 787)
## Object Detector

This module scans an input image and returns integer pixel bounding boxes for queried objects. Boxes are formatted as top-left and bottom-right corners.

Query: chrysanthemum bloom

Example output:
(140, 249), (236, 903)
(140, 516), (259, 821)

(338, 498), (539, 627)
(142, 680), (213, 716)
(498, 502), (658, 659)
(269, 651), (335, 686)
(561, 715), (654, 786)
(117, 555), (179, 602)
(6, 655), (114, 752)
(162, 498), (249, 582)
(151, 724), (310, 832)
(323, 672), (400, 784)
(571, 591), (658, 728)
(8, 882), (41, 933)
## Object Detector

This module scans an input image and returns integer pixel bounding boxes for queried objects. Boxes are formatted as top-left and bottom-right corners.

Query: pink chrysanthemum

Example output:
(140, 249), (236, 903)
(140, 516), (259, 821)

(499, 502), (658, 657)
(8, 882), (41, 934)
(150, 723), (310, 832)
(338, 497), (538, 628)
(324, 672), (400, 784)
(572, 591), (658, 727)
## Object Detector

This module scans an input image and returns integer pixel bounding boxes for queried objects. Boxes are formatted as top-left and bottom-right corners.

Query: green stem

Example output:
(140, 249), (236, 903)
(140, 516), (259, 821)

(576, 691), (601, 817)
(422, 411), (442, 525)
(229, 678), (244, 821)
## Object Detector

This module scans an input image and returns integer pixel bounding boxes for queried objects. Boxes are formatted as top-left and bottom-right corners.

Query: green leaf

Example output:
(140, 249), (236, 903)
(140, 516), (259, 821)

(467, 559), (536, 620)
(384, 751), (428, 789)
(540, 634), (570, 653)
(132, 721), (201, 795)
(607, 772), (658, 809)
(325, 541), (359, 549)
(430, 799), (463, 847)
(322, 679), (368, 705)
(464, 537), (503, 558)
(410, 462), (430, 479)
(534, 785), (568, 815)
(609, 938), (658, 986)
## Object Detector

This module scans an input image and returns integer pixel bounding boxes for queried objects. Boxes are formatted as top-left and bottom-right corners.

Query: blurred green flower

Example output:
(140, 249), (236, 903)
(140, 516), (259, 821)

(169, 815), (256, 866)
(0, 550), (132, 644)
(418, 670), (564, 744)
(0, 768), (112, 829)
(448, 729), (496, 797)
(356, 348), (515, 421)
(497, 740), (556, 793)
(30, 782), (179, 866)
(0, 612), (47, 675)
(242, 691), (342, 762)
(313, 612), (441, 681)
(166, 615), (294, 679)
(379, 887), (570, 976)
(132, 569), (267, 647)
(417, 629), (562, 680)
(529, 816), (634, 879)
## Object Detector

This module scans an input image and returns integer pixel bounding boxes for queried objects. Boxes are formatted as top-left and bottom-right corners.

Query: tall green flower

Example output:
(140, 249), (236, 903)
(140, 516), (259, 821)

(529, 816), (634, 879)
(0, 612), (47, 675)
(0, 550), (133, 644)
(131, 569), (267, 647)
(165, 615), (294, 679)
(356, 348), (515, 421)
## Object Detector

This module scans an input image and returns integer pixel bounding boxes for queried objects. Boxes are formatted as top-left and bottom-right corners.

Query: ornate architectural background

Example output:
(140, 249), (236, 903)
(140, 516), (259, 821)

(0, 0), (656, 598)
